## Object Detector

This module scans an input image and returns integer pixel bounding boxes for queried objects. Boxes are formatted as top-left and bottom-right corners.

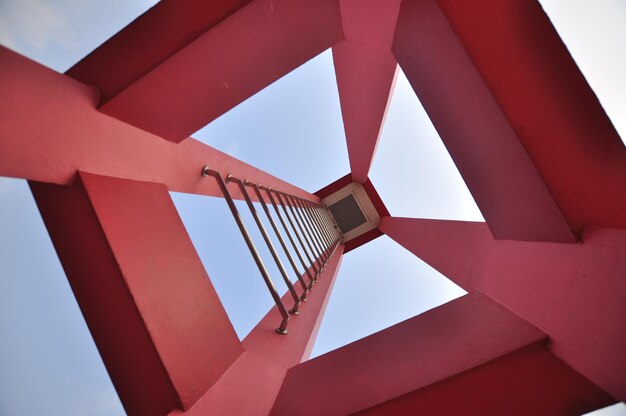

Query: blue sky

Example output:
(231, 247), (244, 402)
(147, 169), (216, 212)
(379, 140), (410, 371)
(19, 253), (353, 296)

(0, 1), (625, 415)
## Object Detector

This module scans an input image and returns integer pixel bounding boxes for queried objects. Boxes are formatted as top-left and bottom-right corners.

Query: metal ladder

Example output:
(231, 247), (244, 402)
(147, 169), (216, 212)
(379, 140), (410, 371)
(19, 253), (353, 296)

(202, 166), (342, 334)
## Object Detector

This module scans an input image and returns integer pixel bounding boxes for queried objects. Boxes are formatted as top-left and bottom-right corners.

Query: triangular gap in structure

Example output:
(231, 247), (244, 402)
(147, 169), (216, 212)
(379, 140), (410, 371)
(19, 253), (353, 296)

(309, 235), (466, 359)
(193, 49), (349, 192)
(538, 0), (626, 146)
(171, 191), (307, 340)
(369, 68), (484, 221)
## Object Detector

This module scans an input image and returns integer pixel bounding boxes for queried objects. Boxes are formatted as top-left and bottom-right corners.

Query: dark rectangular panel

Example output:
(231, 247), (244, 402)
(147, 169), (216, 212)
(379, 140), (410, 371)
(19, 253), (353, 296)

(329, 194), (367, 233)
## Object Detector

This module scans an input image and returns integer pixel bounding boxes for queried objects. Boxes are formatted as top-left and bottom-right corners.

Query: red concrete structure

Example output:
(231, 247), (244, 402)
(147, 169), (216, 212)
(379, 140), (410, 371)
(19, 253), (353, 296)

(1, 0), (625, 415)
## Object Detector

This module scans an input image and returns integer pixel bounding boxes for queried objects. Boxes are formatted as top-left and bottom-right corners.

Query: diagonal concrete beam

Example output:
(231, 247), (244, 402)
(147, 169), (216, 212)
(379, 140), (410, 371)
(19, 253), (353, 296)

(380, 216), (626, 401)
(354, 343), (615, 416)
(333, 0), (401, 183)
(393, 0), (577, 243)
(271, 293), (613, 415)
(177, 246), (345, 416)
(379, 216), (492, 291)
(0, 47), (318, 203)
(69, 0), (343, 142)
(30, 173), (243, 415)
(433, 0), (626, 234)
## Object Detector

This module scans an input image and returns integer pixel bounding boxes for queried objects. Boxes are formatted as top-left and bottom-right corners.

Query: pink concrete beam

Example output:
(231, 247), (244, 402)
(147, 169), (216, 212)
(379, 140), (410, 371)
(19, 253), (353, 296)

(333, 0), (401, 183)
(0, 47), (318, 202)
(175, 246), (345, 416)
(67, 0), (252, 103)
(270, 293), (550, 416)
(30, 173), (243, 415)
(436, 0), (626, 233)
(92, 0), (342, 142)
(478, 226), (626, 402)
(392, 0), (576, 243)
(334, 46), (396, 183)
(355, 344), (615, 416)
(379, 217), (492, 291)
(379, 216), (626, 401)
